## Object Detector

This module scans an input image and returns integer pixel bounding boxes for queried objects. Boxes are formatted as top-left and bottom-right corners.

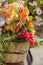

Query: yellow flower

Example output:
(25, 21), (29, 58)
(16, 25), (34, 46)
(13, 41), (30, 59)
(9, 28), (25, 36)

(25, 7), (30, 16)
(32, 30), (35, 34)
(5, 25), (11, 31)
(9, 3), (16, 12)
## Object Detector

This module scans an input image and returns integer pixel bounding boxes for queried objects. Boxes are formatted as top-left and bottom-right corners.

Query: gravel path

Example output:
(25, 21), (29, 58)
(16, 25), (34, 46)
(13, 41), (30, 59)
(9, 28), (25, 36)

(30, 46), (43, 65)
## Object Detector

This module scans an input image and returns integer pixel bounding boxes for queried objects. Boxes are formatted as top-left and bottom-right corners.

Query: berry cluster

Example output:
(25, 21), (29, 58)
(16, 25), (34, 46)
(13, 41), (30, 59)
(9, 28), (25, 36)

(18, 29), (35, 46)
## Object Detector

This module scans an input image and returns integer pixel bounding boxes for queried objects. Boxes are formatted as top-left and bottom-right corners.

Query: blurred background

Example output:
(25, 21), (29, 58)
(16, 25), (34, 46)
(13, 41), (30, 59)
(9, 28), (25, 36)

(28, 0), (43, 65)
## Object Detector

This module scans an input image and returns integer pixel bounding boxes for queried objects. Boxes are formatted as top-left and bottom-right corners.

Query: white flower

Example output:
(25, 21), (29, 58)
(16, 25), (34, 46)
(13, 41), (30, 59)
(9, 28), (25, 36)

(29, 2), (34, 6)
(13, 2), (20, 8)
(2, 0), (5, 2)
(15, 14), (18, 18)
(29, 1), (37, 6)
(35, 8), (42, 15)
(19, 1), (24, 5)
(33, 1), (37, 6)
(6, 18), (11, 25)
(35, 16), (43, 26)
(0, 16), (5, 27)
(35, 16), (42, 21)
(18, 1), (24, 8)
(13, 1), (24, 8)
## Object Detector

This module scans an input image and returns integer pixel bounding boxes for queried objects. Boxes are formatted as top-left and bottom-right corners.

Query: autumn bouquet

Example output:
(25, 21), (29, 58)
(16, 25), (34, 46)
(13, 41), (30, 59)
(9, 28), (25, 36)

(0, 0), (36, 64)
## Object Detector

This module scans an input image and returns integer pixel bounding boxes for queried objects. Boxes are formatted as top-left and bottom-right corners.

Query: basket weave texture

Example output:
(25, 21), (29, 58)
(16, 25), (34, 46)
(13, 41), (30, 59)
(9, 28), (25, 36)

(3, 42), (29, 63)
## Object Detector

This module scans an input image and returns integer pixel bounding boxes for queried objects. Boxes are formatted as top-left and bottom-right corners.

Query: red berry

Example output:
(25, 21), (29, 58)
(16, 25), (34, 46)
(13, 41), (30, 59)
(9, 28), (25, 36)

(22, 29), (25, 33)
(25, 36), (29, 40)
(25, 32), (29, 35)
(24, 34), (27, 38)
(18, 31), (35, 46)
(29, 37), (35, 46)
(30, 41), (35, 46)
(21, 32), (25, 36)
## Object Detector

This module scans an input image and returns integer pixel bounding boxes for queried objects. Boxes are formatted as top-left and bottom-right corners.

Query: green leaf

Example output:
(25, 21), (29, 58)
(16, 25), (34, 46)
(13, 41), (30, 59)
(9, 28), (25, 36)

(0, 62), (6, 65)
(6, 0), (21, 4)
(1, 0), (6, 6)
(0, 43), (3, 52)
(36, 0), (43, 6)
(24, 0), (28, 7)
(28, 16), (33, 20)
(0, 32), (17, 44)
(6, 0), (17, 4)
(34, 35), (43, 45)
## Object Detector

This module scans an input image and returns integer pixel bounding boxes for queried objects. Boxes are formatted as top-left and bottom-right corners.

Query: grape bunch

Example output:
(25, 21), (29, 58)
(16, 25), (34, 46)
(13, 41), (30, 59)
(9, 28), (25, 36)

(18, 29), (35, 46)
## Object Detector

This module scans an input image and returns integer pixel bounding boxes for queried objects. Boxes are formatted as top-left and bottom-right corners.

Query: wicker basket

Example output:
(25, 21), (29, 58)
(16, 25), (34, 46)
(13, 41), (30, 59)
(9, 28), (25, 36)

(3, 42), (29, 64)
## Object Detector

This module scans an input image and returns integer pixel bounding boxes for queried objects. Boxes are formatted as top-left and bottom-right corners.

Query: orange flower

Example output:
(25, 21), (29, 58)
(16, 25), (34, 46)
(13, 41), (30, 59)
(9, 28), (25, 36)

(19, 8), (26, 19)
(0, 8), (10, 18)
(2, 12), (10, 18)
(15, 26), (20, 33)
(28, 20), (33, 27)
(11, 26), (20, 33)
